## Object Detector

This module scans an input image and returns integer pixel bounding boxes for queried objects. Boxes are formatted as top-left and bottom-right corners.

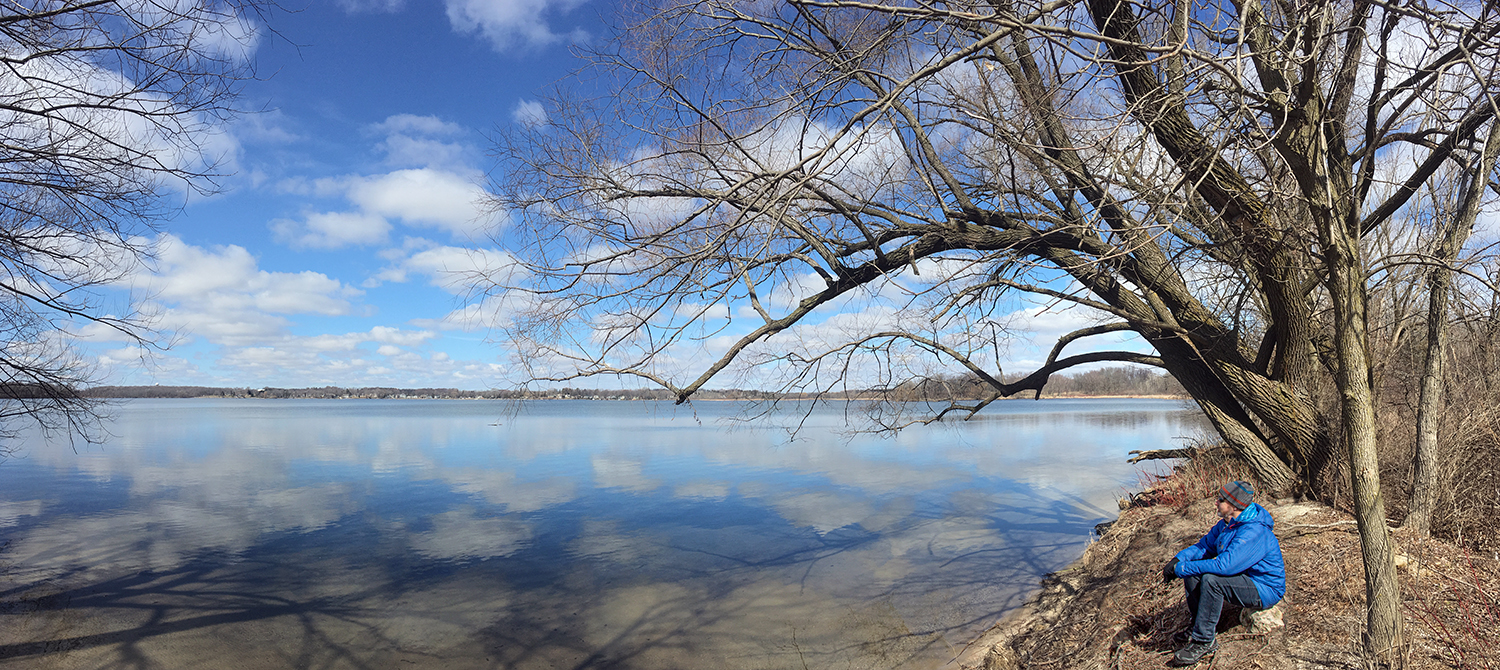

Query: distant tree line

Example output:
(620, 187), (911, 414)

(79, 386), (510, 399)
(883, 368), (1184, 402)
(75, 367), (1183, 401)
(1036, 368), (1186, 397)
(76, 385), (788, 400)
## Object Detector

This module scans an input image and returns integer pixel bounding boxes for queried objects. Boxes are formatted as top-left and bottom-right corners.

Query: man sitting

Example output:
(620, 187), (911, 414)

(1162, 480), (1286, 666)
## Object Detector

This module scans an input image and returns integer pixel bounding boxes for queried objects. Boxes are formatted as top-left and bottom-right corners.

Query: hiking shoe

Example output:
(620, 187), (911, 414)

(1169, 638), (1219, 666)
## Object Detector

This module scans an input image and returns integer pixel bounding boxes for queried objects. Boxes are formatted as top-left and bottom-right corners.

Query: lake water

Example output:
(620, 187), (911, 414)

(0, 398), (1199, 669)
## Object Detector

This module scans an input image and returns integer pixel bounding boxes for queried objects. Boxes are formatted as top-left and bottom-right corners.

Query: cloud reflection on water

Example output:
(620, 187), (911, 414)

(0, 398), (1201, 669)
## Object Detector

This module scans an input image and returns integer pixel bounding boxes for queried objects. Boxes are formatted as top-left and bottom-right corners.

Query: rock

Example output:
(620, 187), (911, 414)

(1394, 552), (1417, 572)
(951, 622), (1021, 670)
(984, 644), (1020, 670)
(1270, 502), (1323, 522)
(1239, 604), (1284, 633)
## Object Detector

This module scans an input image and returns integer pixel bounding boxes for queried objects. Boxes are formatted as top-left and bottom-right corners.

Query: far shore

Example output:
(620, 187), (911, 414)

(82, 389), (1191, 402)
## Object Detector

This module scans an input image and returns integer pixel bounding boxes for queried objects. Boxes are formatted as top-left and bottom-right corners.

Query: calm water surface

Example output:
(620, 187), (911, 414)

(0, 398), (1199, 669)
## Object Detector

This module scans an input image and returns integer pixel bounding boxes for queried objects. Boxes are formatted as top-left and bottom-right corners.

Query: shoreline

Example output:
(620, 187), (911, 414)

(948, 496), (1305, 669)
(83, 394), (1192, 401)
(948, 494), (1338, 668)
(946, 490), (1498, 669)
(945, 500), (1184, 669)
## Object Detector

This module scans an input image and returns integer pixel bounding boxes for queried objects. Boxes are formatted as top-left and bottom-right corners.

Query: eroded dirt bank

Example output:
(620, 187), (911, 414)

(950, 496), (1500, 670)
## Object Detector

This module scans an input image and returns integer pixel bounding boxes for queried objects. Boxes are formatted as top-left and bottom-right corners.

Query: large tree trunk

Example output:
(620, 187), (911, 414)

(1079, 0), (1337, 498)
(1152, 341), (1301, 495)
(1407, 120), (1500, 537)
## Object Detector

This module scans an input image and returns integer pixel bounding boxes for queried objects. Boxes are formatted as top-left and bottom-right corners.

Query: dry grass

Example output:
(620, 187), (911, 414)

(1373, 323), (1500, 553)
(1128, 446), (1257, 512)
(1401, 532), (1500, 669)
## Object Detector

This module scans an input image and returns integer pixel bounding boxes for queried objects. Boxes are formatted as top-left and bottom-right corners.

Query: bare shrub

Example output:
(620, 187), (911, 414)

(1128, 442), (1258, 511)
(1375, 310), (1500, 552)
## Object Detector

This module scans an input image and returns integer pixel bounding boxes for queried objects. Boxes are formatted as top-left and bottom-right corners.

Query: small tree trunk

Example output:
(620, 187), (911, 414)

(1408, 277), (1449, 538)
(1407, 120), (1500, 537)
(1325, 214), (1406, 667)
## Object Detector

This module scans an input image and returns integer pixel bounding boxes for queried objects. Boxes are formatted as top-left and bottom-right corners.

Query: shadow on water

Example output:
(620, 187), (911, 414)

(0, 486), (1107, 670)
(0, 399), (1164, 669)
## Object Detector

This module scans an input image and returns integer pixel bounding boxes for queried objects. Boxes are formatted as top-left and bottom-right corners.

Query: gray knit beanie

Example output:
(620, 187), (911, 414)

(1219, 481), (1254, 509)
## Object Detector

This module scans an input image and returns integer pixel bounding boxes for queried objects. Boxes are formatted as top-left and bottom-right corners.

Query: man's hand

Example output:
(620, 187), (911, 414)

(1162, 557), (1179, 583)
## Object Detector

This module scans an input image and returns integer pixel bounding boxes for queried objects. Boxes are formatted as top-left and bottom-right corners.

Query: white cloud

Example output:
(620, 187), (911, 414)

(267, 115), (491, 249)
(366, 114), (471, 169)
(739, 117), (912, 199)
(75, 321), (141, 343)
(268, 170), (489, 247)
(273, 175), (351, 198)
(234, 109), (300, 145)
(134, 234), (363, 346)
(198, 8), (262, 65)
(338, 0), (406, 12)
(367, 114), (464, 137)
(414, 301), (494, 332)
(346, 169), (491, 236)
(380, 134), (471, 169)
(219, 346), (362, 377)
(95, 345), (152, 367)
(182, 325), (459, 386)
(674, 302), (729, 320)
(369, 325), (437, 346)
(0, 22), (256, 198)
(445, 0), (590, 52)
(512, 99), (547, 127)
(271, 211), (392, 249)
(993, 302), (1151, 372)
(89, 233), (500, 385)
(297, 327), (437, 353)
(765, 272), (830, 310)
(1010, 303), (1110, 339)
(373, 243), (522, 293)
(412, 292), (540, 333)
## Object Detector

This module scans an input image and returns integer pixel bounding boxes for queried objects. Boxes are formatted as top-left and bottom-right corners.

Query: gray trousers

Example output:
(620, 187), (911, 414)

(1183, 572), (1262, 643)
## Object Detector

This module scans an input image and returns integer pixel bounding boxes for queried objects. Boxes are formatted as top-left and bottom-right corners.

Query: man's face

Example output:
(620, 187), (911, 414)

(1217, 496), (1240, 521)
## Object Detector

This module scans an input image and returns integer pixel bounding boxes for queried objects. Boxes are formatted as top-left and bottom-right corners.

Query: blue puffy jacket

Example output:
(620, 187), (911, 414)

(1173, 502), (1286, 607)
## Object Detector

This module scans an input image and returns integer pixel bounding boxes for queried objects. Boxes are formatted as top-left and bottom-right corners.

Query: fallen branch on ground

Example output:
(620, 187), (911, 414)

(1126, 446), (1233, 463)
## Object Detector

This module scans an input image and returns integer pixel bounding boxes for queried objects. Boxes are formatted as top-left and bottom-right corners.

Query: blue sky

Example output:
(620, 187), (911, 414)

(77, 0), (1156, 391)
(70, 0), (1500, 393)
(83, 0), (608, 390)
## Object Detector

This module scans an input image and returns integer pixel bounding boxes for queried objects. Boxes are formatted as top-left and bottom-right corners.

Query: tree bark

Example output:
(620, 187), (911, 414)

(1320, 178), (1407, 668)
(1150, 338), (1303, 495)
(1330, 260), (1406, 666)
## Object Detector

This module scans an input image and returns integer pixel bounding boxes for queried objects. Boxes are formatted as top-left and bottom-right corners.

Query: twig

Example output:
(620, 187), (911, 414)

(1284, 521), (1358, 529)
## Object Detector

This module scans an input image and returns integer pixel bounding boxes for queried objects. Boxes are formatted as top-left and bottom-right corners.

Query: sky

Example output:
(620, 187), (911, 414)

(82, 0), (611, 390)
(73, 0), (1163, 392)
